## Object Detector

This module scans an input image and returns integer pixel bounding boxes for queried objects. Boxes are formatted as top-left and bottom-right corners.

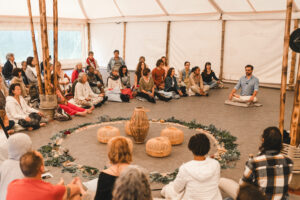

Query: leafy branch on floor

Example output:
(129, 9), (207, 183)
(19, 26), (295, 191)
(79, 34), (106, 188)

(39, 115), (240, 182)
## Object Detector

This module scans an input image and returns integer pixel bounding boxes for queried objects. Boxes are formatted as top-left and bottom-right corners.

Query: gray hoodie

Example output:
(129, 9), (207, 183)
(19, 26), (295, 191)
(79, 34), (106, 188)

(0, 133), (32, 200)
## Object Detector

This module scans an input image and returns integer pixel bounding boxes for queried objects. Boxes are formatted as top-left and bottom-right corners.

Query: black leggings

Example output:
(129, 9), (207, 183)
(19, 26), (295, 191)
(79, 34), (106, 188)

(166, 86), (187, 95)
(18, 113), (42, 129)
(137, 92), (171, 103)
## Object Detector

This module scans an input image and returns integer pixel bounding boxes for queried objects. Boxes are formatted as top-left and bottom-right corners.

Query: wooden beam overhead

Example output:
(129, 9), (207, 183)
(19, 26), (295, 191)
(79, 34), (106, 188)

(113, 0), (124, 17)
(155, 0), (169, 16)
(208, 0), (223, 14)
(246, 0), (256, 12)
(77, 0), (89, 19)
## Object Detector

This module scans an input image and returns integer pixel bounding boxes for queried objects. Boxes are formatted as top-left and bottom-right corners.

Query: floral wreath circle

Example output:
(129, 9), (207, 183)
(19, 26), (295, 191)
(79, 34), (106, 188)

(38, 116), (240, 183)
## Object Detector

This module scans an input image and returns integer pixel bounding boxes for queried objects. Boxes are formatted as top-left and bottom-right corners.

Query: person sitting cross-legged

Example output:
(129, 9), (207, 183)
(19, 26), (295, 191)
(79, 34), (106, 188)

(87, 65), (105, 95)
(106, 67), (130, 102)
(152, 59), (165, 90)
(137, 68), (171, 103)
(219, 127), (293, 200)
(162, 133), (222, 200)
(201, 62), (221, 89)
(5, 83), (46, 131)
(165, 67), (187, 98)
(74, 72), (107, 109)
(189, 66), (209, 96)
(229, 65), (259, 103)
(6, 150), (86, 200)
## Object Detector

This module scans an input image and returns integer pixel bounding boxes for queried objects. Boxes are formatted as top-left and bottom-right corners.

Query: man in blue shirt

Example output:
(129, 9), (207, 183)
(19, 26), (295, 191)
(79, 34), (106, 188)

(229, 65), (259, 103)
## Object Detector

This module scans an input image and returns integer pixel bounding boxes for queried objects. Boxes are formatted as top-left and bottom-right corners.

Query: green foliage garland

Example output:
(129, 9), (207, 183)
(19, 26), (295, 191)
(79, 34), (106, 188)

(38, 115), (239, 183)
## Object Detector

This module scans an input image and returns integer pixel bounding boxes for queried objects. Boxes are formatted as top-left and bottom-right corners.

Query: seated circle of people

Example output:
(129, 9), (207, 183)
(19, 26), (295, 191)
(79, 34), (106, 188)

(229, 65), (259, 103)
(106, 67), (130, 102)
(86, 65), (105, 95)
(74, 72), (107, 109)
(107, 50), (125, 72)
(189, 66), (209, 96)
(165, 67), (187, 98)
(201, 62), (221, 89)
(5, 83), (46, 131)
(6, 150), (85, 200)
(137, 68), (172, 103)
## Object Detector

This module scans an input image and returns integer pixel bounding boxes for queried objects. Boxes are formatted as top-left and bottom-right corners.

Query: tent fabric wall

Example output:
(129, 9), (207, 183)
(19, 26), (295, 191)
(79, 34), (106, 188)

(90, 23), (124, 68)
(223, 20), (293, 84)
(169, 21), (222, 75)
(125, 22), (168, 70)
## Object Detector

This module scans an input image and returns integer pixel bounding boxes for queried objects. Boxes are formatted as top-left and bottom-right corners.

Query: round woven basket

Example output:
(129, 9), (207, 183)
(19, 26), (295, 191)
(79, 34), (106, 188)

(160, 126), (184, 145)
(97, 126), (120, 143)
(146, 136), (172, 158)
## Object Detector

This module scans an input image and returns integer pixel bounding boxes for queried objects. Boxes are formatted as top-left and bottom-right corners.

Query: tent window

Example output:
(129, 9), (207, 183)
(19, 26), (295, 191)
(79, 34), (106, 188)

(48, 30), (82, 60)
(0, 30), (38, 64)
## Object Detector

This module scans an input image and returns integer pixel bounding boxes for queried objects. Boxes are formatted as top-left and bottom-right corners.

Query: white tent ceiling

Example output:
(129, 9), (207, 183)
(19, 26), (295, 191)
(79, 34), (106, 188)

(1, 0), (300, 21)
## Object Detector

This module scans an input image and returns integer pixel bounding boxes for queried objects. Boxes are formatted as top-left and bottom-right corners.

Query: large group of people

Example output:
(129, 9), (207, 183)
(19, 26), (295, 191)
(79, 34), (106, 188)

(0, 50), (280, 200)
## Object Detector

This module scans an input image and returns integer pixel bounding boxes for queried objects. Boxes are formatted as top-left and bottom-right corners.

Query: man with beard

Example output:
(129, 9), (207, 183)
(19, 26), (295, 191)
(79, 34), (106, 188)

(229, 65), (259, 103)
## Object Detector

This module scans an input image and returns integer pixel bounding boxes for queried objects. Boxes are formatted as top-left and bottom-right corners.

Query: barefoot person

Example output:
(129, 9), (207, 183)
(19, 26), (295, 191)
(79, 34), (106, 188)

(229, 65), (259, 103)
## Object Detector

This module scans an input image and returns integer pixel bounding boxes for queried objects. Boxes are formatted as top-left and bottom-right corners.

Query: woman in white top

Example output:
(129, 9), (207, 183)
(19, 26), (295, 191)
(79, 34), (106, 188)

(5, 83), (45, 131)
(74, 72), (107, 109)
(106, 67), (129, 102)
(162, 133), (222, 200)
(56, 61), (71, 94)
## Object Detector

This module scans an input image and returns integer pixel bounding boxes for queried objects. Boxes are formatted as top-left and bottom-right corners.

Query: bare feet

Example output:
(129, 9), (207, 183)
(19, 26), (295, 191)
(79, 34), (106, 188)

(40, 123), (46, 127)
(75, 111), (87, 116)
(27, 127), (33, 131)
(7, 129), (14, 135)
(87, 109), (92, 114)
(90, 106), (95, 110)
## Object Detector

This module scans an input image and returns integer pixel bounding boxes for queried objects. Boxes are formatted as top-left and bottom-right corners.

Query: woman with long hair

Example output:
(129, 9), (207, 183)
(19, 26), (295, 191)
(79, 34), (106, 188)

(201, 62), (220, 89)
(5, 83), (45, 130)
(165, 67), (187, 98)
(161, 56), (170, 77)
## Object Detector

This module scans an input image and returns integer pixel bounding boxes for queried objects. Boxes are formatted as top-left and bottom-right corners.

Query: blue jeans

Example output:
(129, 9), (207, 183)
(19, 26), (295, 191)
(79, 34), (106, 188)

(204, 80), (218, 88)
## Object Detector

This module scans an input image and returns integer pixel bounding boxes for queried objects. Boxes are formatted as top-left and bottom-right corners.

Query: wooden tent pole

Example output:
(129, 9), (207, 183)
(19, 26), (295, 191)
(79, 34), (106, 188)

(166, 21), (171, 62)
(87, 22), (91, 52)
(290, 55), (300, 146)
(289, 19), (299, 90)
(219, 20), (226, 80)
(53, 0), (58, 92)
(39, 0), (51, 95)
(123, 22), (127, 61)
(279, 0), (293, 133)
(27, 0), (43, 94)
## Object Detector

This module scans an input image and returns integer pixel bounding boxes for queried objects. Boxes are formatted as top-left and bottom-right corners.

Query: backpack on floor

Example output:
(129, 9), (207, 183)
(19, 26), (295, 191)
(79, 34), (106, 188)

(54, 107), (72, 121)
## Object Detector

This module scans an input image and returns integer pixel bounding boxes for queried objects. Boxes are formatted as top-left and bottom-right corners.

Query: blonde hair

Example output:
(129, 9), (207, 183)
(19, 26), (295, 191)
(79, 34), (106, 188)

(112, 165), (152, 200)
(75, 63), (82, 70)
(108, 136), (132, 164)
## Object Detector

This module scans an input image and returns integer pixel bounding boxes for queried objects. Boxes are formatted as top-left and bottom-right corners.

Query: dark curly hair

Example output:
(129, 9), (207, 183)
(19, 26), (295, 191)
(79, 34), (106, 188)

(9, 83), (21, 96)
(188, 133), (210, 156)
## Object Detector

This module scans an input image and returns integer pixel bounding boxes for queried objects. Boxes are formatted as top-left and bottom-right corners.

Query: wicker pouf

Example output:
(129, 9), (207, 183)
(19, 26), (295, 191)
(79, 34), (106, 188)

(97, 126), (120, 143)
(160, 127), (184, 145)
(146, 137), (172, 158)
(125, 121), (131, 136)
(108, 136), (133, 153)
